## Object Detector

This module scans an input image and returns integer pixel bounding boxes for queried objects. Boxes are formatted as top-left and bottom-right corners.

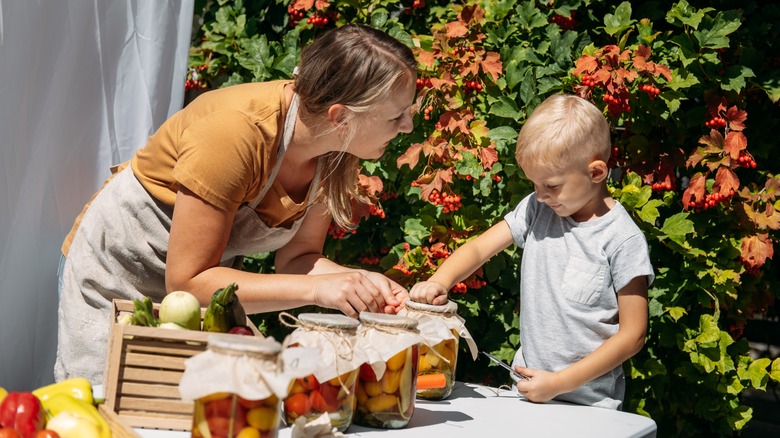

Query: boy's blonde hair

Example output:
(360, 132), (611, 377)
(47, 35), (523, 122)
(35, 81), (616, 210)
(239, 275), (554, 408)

(515, 94), (611, 171)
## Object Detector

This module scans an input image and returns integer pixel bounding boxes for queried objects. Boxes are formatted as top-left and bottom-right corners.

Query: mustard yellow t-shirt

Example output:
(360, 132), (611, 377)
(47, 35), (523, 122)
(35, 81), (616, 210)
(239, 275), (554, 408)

(63, 80), (306, 255)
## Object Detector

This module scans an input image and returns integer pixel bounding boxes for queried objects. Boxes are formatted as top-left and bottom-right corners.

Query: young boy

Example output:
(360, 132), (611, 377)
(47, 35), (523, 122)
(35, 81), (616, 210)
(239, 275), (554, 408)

(409, 94), (654, 409)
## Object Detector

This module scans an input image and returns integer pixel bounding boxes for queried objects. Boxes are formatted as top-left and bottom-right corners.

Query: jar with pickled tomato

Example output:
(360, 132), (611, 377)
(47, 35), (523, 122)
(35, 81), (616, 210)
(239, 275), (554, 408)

(179, 334), (318, 438)
(353, 312), (423, 429)
(398, 299), (478, 400)
(280, 313), (366, 432)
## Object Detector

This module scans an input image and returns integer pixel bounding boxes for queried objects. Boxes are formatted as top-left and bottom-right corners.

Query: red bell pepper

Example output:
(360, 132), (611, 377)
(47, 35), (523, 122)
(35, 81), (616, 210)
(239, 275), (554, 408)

(0, 392), (44, 438)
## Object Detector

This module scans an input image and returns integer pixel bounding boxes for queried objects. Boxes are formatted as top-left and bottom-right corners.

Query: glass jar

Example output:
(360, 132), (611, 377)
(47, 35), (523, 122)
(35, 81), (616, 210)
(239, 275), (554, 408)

(402, 299), (462, 400)
(188, 335), (283, 438)
(353, 312), (421, 429)
(282, 313), (362, 432)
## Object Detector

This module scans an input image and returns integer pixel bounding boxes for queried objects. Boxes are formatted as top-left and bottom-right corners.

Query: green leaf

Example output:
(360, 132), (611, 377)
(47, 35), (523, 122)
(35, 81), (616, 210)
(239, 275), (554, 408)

(665, 0), (710, 29)
(488, 95), (523, 120)
(604, 2), (635, 37)
(668, 306), (686, 321)
(742, 358), (771, 388)
(660, 212), (694, 244)
(759, 69), (780, 103)
(370, 8), (389, 28)
(403, 218), (429, 246)
(637, 199), (663, 224)
(694, 314), (720, 344)
(693, 10), (742, 49)
(487, 126), (518, 143)
(770, 358), (780, 382)
(514, 1), (548, 31)
(668, 68), (700, 90)
(720, 65), (755, 93)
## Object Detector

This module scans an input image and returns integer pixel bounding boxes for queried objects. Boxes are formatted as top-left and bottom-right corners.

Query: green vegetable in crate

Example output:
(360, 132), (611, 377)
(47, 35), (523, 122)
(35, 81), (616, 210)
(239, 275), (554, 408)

(130, 296), (159, 327)
(203, 282), (246, 332)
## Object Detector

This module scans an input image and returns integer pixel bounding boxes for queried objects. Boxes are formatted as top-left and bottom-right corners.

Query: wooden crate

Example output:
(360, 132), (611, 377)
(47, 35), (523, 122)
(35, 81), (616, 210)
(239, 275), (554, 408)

(103, 299), (260, 431)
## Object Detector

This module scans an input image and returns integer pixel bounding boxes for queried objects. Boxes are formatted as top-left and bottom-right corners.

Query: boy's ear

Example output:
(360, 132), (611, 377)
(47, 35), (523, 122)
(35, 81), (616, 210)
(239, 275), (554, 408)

(589, 159), (609, 183)
(327, 104), (349, 128)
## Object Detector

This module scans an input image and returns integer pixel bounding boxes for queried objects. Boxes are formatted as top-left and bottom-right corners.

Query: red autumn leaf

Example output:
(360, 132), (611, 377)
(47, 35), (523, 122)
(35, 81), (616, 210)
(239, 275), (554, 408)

(572, 55), (599, 77)
(480, 52), (503, 82)
(439, 111), (473, 135)
(724, 131), (747, 159)
(479, 146), (499, 169)
(357, 174), (384, 197)
(314, 0), (330, 10)
(417, 50), (436, 69)
(698, 130), (725, 153)
(686, 147), (707, 168)
(292, 0), (314, 9)
(726, 106), (747, 131)
(458, 4), (484, 25)
(682, 172), (706, 209)
(634, 45), (651, 63)
(714, 167), (740, 195)
(614, 67), (638, 84)
(420, 170), (445, 200)
(439, 168), (454, 184)
(397, 144), (423, 169)
(741, 233), (774, 269)
(445, 21), (469, 38)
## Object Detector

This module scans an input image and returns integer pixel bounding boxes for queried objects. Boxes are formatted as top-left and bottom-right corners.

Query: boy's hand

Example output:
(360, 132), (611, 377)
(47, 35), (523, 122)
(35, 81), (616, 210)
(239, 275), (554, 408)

(409, 280), (449, 305)
(514, 366), (562, 403)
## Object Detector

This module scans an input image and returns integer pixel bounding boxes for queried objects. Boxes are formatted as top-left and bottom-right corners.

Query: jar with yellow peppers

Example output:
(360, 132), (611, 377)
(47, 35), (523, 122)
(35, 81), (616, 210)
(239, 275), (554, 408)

(398, 299), (478, 400)
(280, 312), (366, 432)
(179, 334), (318, 438)
(353, 312), (423, 429)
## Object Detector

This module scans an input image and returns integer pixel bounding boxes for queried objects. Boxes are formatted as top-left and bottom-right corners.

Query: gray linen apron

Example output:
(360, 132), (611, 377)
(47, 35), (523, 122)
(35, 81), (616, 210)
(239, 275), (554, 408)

(55, 95), (320, 384)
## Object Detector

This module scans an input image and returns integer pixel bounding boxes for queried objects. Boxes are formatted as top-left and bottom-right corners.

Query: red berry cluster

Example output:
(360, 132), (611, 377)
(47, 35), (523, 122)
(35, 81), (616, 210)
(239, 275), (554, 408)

(736, 152), (757, 168)
(416, 77), (433, 91)
(688, 189), (734, 210)
(412, 0), (425, 9)
(651, 181), (673, 192)
(358, 256), (382, 266)
(423, 105), (434, 121)
(429, 248), (449, 260)
(379, 191), (398, 201)
(393, 262), (413, 276)
(287, 4), (306, 25)
(705, 116), (727, 129)
(451, 282), (468, 294)
(327, 223), (357, 239)
(602, 92), (631, 117)
(428, 190), (463, 213)
(369, 204), (386, 219)
(550, 13), (576, 30)
(580, 73), (597, 87)
(306, 13), (330, 27)
(185, 79), (203, 92)
(639, 83), (661, 99)
(464, 79), (483, 93)
(464, 278), (486, 289)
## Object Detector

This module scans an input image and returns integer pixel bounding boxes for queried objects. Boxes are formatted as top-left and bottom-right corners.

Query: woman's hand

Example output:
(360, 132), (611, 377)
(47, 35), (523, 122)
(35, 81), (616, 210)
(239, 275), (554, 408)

(514, 366), (562, 403)
(357, 270), (409, 314)
(409, 281), (449, 305)
(309, 271), (387, 317)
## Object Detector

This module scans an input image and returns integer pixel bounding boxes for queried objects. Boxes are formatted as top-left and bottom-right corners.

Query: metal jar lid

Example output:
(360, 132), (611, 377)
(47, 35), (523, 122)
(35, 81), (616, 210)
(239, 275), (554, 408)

(207, 333), (281, 357)
(359, 312), (419, 331)
(298, 313), (360, 331)
(404, 299), (459, 315)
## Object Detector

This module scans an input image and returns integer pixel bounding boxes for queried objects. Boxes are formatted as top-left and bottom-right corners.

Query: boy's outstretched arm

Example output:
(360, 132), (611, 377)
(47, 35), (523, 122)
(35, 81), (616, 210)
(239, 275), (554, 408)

(409, 221), (515, 305)
(515, 276), (649, 403)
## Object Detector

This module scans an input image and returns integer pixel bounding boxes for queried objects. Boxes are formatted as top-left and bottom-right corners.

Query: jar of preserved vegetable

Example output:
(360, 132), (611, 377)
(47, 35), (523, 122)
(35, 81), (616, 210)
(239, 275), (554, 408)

(280, 312), (366, 432)
(398, 299), (478, 400)
(353, 312), (423, 429)
(179, 334), (318, 438)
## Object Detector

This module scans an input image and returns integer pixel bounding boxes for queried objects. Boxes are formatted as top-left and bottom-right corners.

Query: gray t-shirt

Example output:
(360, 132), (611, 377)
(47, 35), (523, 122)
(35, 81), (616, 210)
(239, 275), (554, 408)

(504, 192), (654, 409)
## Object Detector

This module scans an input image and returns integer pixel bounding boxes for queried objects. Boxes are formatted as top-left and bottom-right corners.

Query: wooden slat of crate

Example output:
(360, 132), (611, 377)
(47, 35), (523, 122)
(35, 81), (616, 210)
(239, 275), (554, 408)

(103, 299), (261, 431)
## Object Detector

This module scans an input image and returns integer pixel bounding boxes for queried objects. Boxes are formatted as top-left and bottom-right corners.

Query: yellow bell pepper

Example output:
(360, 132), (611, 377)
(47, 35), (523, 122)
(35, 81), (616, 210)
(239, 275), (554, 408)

(33, 377), (94, 405)
(46, 411), (102, 438)
(40, 393), (110, 438)
(0, 387), (7, 405)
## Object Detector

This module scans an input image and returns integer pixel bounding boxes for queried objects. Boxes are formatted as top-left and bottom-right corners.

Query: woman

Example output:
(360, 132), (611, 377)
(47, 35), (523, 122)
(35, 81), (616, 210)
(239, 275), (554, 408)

(56, 24), (417, 384)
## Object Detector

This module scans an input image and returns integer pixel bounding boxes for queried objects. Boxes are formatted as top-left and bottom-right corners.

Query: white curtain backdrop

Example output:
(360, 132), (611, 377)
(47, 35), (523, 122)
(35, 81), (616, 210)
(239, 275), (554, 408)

(0, 0), (193, 391)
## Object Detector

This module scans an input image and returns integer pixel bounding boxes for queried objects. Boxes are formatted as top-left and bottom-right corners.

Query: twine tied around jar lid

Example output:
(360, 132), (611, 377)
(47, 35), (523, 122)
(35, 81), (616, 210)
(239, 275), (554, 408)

(398, 299), (479, 361)
(357, 311), (419, 333)
(279, 312), (363, 393)
(208, 332), (281, 360)
(403, 299), (459, 315)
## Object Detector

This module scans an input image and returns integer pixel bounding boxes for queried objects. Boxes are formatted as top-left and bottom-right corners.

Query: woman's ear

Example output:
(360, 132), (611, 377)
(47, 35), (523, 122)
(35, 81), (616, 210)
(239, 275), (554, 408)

(327, 104), (349, 128)
(589, 159), (609, 183)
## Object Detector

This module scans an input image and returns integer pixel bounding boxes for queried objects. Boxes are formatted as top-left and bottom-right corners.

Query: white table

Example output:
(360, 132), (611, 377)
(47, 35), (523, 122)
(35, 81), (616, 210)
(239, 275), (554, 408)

(136, 382), (657, 438)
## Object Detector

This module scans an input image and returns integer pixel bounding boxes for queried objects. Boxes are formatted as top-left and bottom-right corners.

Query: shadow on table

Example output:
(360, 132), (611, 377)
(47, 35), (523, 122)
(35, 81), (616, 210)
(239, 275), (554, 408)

(406, 406), (474, 429)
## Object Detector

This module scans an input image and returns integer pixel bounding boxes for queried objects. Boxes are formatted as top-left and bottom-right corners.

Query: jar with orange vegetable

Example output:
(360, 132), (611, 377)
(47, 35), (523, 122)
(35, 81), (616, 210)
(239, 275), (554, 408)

(179, 334), (318, 438)
(353, 312), (423, 429)
(398, 300), (478, 400)
(280, 313), (366, 432)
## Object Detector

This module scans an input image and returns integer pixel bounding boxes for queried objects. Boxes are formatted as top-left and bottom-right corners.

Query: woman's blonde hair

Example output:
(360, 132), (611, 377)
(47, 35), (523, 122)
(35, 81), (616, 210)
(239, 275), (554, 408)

(515, 94), (611, 171)
(294, 24), (417, 228)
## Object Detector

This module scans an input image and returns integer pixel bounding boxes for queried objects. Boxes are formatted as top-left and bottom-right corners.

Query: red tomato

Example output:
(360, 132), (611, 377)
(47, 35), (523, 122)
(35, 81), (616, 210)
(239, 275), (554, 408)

(33, 432), (60, 438)
(284, 392), (310, 417)
(309, 389), (335, 413)
(299, 375), (320, 391)
(0, 430), (22, 438)
(359, 363), (377, 381)
(319, 383), (341, 407)
(205, 397), (233, 419)
(206, 416), (230, 437)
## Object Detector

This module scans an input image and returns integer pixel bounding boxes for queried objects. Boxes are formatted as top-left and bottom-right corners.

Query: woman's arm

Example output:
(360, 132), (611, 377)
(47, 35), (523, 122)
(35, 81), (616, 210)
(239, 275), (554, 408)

(515, 276), (649, 402)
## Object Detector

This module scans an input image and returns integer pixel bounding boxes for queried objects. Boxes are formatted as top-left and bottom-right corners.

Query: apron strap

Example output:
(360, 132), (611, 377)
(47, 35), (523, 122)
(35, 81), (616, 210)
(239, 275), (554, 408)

(249, 92), (300, 209)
